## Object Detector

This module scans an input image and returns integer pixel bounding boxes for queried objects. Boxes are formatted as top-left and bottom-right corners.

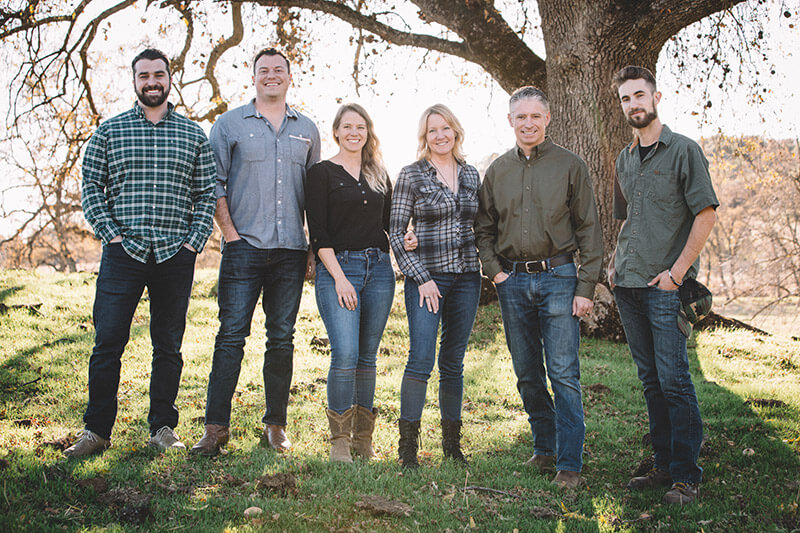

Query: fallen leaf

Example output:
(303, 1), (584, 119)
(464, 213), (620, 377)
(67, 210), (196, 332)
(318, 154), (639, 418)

(244, 506), (263, 517)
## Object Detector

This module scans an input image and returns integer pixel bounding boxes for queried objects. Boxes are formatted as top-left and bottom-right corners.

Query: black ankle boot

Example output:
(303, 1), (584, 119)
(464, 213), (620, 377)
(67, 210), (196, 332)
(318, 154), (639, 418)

(398, 419), (420, 469)
(441, 419), (467, 465)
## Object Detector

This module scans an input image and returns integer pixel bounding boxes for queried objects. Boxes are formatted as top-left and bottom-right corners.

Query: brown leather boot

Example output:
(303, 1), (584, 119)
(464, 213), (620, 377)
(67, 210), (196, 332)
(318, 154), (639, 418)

(261, 424), (292, 452)
(190, 424), (230, 456)
(326, 408), (354, 463)
(351, 406), (379, 460)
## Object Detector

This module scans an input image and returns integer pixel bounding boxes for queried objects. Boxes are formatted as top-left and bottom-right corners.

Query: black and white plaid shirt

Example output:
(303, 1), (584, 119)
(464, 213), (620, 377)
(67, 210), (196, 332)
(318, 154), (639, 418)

(389, 159), (481, 285)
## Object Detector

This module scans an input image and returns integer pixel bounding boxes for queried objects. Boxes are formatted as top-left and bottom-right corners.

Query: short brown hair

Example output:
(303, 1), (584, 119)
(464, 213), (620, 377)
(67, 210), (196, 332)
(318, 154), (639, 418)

(253, 48), (290, 75)
(612, 66), (656, 92)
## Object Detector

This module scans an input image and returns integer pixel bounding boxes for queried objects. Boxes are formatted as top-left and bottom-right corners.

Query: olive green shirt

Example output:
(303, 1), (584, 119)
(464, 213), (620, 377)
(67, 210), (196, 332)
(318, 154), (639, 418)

(613, 125), (719, 287)
(475, 138), (603, 300)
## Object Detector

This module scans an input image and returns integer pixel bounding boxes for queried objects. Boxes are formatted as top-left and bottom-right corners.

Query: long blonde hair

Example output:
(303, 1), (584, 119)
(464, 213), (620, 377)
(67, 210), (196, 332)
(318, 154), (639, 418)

(332, 103), (388, 194)
(416, 104), (466, 164)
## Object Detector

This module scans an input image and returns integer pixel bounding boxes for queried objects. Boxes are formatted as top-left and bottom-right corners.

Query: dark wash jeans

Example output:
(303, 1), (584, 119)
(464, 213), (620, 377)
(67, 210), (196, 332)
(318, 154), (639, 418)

(495, 263), (585, 473)
(400, 271), (481, 423)
(614, 286), (703, 484)
(84, 243), (197, 440)
(204, 241), (306, 427)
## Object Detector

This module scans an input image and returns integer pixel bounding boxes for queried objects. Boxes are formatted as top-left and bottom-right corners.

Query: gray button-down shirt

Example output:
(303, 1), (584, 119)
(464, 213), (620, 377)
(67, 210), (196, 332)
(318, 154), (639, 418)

(210, 100), (321, 250)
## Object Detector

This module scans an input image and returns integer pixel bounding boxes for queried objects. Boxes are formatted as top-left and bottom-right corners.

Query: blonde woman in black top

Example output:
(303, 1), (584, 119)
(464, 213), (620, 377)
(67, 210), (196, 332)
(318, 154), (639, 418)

(306, 104), (394, 463)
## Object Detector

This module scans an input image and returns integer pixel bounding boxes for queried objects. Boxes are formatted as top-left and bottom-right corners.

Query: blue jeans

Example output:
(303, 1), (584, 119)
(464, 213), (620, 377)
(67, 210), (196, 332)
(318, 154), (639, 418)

(315, 249), (395, 414)
(204, 241), (306, 427)
(614, 286), (703, 484)
(400, 271), (481, 422)
(495, 263), (585, 473)
(84, 243), (197, 439)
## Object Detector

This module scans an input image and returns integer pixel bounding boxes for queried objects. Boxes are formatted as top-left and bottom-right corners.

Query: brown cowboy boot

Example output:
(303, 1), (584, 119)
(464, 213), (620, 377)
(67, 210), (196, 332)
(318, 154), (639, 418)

(190, 424), (230, 456)
(261, 424), (292, 452)
(351, 406), (379, 460)
(326, 408), (354, 463)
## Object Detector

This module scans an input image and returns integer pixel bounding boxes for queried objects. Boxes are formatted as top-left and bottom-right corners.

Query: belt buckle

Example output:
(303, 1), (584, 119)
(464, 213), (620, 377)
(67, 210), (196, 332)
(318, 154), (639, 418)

(525, 260), (548, 273)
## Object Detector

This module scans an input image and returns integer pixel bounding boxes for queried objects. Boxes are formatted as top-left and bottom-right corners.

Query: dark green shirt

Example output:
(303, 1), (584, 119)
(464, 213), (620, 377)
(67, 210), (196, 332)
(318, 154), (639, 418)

(613, 125), (719, 287)
(82, 103), (217, 263)
(475, 138), (603, 300)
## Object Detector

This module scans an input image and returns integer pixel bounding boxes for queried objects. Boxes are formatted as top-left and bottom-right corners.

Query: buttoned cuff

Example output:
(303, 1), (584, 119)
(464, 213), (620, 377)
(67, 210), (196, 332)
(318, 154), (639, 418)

(411, 269), (432, 286)
(96, 223), (121, 245)
(185, 230), (207, 253)
(482, 259), (502, 282)
(575, 280), (596, 300)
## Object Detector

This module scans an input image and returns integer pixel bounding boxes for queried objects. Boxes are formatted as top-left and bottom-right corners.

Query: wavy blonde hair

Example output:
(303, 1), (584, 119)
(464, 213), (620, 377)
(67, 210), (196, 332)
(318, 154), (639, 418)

(416, 104), (466, 164)
(332, 103), (388, 194)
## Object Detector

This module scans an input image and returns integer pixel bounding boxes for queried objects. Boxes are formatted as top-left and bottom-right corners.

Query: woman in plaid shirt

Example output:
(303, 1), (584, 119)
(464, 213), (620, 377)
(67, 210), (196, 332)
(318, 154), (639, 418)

(389, 104), (481, 468)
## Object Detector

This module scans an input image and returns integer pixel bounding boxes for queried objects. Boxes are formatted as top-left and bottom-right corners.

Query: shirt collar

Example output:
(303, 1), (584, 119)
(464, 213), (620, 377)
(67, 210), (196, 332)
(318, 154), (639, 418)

(515, 136), (553, 161)
(243, 99), (298, 120)
(133, 101), (174, 123)
(627, 124), (673, 153)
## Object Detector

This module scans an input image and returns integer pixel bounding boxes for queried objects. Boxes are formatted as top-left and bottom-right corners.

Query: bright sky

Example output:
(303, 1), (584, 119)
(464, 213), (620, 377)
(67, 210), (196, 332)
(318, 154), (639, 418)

(1, 0), (798, 235)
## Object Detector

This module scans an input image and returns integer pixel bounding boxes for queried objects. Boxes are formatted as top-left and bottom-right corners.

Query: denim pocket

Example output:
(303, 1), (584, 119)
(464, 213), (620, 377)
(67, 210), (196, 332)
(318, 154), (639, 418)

(551, 262), (577, 279)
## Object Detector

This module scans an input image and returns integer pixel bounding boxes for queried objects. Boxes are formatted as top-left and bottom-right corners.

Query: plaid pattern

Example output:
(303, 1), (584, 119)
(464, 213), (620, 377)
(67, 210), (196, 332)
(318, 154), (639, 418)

(82, 103), (216, 263)
(389, 159), (480, 285)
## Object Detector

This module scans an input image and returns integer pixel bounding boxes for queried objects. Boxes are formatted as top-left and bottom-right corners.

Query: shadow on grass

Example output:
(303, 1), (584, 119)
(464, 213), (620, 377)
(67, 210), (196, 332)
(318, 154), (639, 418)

(0, 285), (24, 303)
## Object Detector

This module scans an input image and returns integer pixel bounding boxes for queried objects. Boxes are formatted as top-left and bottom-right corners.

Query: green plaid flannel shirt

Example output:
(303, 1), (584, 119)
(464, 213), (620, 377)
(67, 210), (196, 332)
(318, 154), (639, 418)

(82, 103), (216, 263)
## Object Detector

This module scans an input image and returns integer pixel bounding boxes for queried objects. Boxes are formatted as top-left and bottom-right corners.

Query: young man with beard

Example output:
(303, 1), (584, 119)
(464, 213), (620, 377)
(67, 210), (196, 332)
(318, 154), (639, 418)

(66, 48), (216, 457)
(191, 48), (320, 456)
(609, 66), (718, 504)
(475, 86), (602, 488)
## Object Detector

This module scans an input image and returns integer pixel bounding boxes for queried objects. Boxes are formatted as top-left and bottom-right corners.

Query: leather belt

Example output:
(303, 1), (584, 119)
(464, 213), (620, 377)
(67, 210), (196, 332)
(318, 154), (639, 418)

(499, 253), (573, 274)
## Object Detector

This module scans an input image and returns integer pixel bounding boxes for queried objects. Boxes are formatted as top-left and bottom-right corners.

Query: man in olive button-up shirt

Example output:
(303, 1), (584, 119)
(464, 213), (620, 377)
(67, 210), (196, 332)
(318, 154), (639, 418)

(609, 66), (717, 505)
(475, 86), (602, 489)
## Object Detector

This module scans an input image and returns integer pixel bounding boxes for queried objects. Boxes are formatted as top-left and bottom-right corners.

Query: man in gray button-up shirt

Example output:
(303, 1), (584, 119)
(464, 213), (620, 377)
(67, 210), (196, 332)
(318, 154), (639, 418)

(192, 48), (320, 457)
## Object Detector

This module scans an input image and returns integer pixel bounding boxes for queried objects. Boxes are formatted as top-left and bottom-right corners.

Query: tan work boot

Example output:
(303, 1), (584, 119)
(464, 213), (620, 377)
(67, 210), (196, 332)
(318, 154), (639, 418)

(351, 406), (379, 460)
(524, 454), (556, 470)
(63, 429), (110, 458)
(553, 470), (581, 489)
(190, 424), (230, 456)
(326, 408), (354, 463)
(663, 482), (699, 505)
(261, 424), (292, 452)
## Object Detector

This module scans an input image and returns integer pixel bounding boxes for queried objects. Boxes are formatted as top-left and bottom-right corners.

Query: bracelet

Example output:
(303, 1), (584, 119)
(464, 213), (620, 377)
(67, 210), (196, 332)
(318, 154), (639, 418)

(668, 270), (683, 287)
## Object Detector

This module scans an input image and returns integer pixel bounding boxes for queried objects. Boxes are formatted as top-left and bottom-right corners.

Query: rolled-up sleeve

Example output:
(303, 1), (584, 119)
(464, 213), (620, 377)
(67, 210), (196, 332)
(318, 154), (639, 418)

(209, 119), (231, 200)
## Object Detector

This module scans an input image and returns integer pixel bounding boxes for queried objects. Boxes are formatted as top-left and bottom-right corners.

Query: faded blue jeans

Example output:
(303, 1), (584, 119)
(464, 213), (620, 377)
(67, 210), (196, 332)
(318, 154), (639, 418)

(614, 286), (703, 484)
(400, 271), (481, 423)
(315, 249), (395, 414)
(495, 263), (585, 473)
(204, 241), (306, 427)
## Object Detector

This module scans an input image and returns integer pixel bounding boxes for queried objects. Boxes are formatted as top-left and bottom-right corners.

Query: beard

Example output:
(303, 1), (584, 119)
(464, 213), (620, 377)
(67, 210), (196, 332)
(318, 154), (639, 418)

(136, 83), (170, 108)
(626, 107), (658, 129)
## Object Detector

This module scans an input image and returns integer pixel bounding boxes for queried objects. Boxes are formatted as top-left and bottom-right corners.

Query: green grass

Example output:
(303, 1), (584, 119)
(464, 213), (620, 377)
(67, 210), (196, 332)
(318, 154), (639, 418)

(1, 269), (799, 532)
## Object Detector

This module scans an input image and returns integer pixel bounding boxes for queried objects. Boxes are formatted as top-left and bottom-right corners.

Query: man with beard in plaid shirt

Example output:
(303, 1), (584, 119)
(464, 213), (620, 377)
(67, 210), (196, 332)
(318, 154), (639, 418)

(65, 48), (216, 458)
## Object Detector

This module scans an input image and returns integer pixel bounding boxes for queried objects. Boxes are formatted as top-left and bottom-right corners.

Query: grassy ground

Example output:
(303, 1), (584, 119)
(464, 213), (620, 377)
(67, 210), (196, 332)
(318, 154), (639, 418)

(1, 268), (799, 532)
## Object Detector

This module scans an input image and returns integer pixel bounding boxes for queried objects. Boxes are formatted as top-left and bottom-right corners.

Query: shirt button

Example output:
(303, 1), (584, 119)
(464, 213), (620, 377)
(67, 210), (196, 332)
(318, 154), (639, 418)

(634, 211), (639, 215)
(362, 191), (366, 195)
(278, 200), (281, 204)
(278, 180), (282, 184)
(249, 133), (254, 137)
(277, 158), (281, 163)
(363, 200), (367, 204)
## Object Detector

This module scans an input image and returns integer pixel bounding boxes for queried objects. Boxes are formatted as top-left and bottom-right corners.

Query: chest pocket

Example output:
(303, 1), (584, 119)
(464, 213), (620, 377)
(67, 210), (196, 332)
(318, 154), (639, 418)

(239, 132), (266, 162)
(646, 170), (682, 206)
(290, 135), (311, 166)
